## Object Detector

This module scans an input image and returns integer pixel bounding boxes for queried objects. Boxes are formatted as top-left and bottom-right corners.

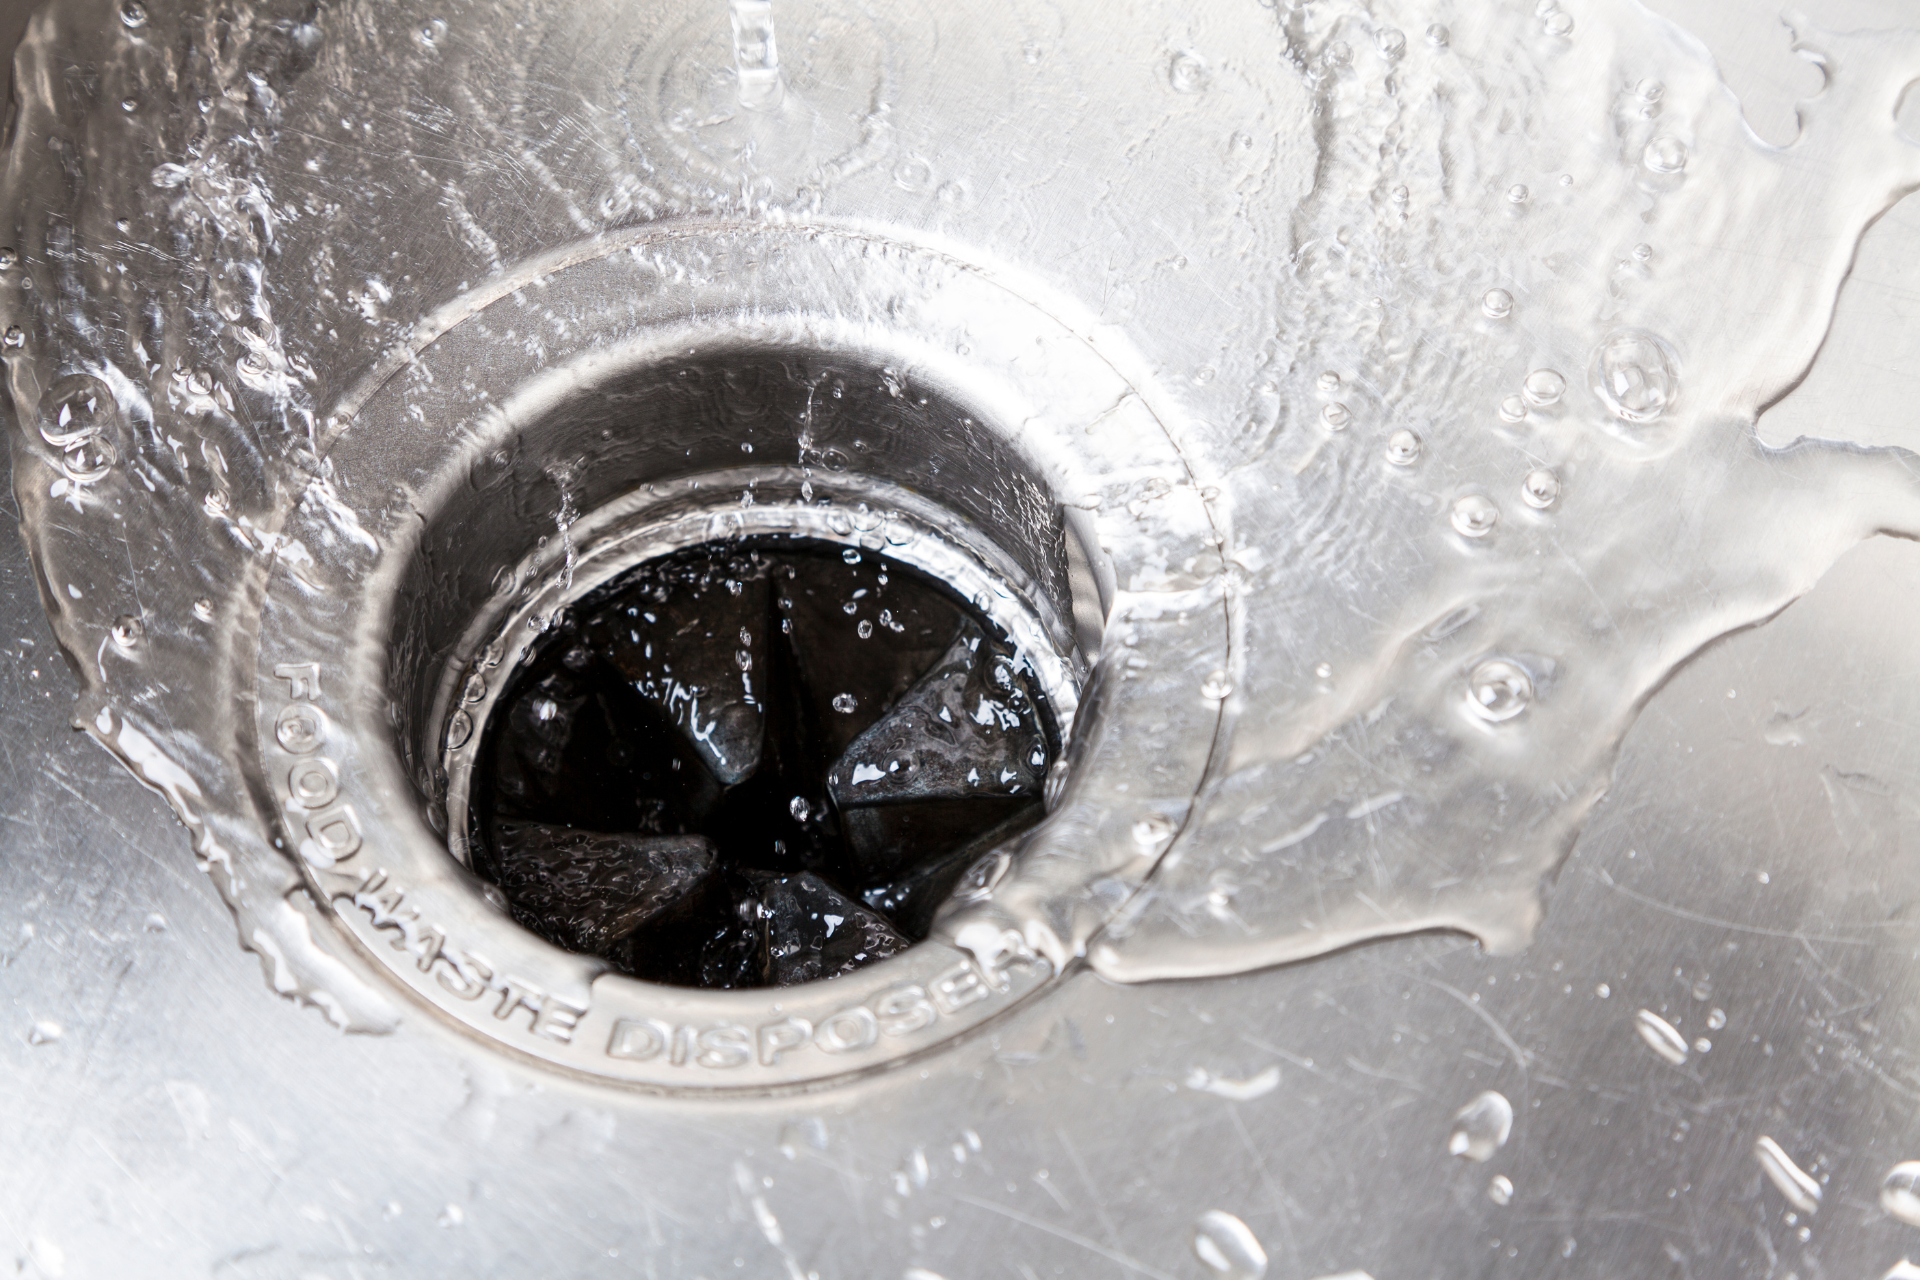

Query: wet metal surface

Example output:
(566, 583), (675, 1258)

(5, 1), (1920, 1277)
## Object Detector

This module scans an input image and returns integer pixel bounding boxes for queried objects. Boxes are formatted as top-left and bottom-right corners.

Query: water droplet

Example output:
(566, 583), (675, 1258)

(1543, 9), (1574, 35)
(186, 369), (213, 396)
(1507, 184), (1530, 205)
(840, 547), (861, 565)
(1377, 27), (1406, 59)
(1314, 662), (1334, 682)
(1322, 403), (1351, 431)
(1192, 1210), (1267, 1280)
(1448, 1091), (1514, 1162)
(1498, 395), (1527, 424)
(857, 620), (874, 640)
(1481, 288), (1513, 319)
(1523, 369), (1566, 406)
(191, 598), (214, 622)
(1426, 23), (1450, 47)
(1590, 329), (1677, 424)
(1385, 430), (1421, 465)
(1692, 1036), (1711, 1053)
(1169, 50), (1211, 94)
(1488, 1174), (1515, 1206)
(1596, 982), (1611, 998)
(1754, 1135), (1822, 1213)
(0, 248), (15, 269)
(110, 615), (144, 650)
(1706, 1007), (1727, 1030)
(1391, 184), (1410, 206)
(120, 97), (138, 113)
(832, 692), (858, 714)
(445, 709), (473, 750)
(1201, 670), (1234, 700)
(1323, 41), (1352, 68)
(1317, 371), (1342, 393)
(1467, 659), (1533, 722)
(1638, 78), (1665, 102)
(3, 326), (25, 349)
(28, 1020), (62, 1045)
(1522, 470), (1559, 509)
(1634, 1008), (1689, 1065)
(120, 1), (148, 27)
(1643, 136), (1689, 174)
(1632, 243), (1653, 262)
(1450, 494), (1499, 538)
(1882, 1163), (1920, 1226)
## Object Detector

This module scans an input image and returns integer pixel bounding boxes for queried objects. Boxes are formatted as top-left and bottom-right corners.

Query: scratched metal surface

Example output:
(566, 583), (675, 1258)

(5, 0), (1920, 1277)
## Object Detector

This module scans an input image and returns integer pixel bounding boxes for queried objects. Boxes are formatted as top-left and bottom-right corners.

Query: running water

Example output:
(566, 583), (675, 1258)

(959, 0), (1920, 983)
(3, 0), (1919, 1023)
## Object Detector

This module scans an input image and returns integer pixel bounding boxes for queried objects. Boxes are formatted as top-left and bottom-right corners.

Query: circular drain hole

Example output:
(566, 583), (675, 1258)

(467, 537), (1059, 989)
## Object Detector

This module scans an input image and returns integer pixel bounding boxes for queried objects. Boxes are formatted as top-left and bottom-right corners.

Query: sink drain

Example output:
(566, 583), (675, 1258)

(468, 537), (1059, 989)
(242, 223), (1221, 1086)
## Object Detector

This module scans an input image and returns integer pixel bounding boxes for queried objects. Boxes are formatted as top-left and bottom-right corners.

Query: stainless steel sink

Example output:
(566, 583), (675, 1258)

(5, 0), (1920, 1276)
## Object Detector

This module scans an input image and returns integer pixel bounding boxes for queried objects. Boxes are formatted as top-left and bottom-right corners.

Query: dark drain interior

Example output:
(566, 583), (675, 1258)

(469, 538), (1057, 989)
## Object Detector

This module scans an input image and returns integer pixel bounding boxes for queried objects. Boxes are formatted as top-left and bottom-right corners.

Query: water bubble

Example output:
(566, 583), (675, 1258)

(0, 247), (15, 268)
(1450, 494), (1499, 538)
(1523, 369), (1566, 406)
(1314, 662), (1334, 682)
(1507, 184), (1530, 205)
(1169, 50), (1211, 94)
(1522, 470), (1559, 509)
(192, 598), (214, 622)
(1317, 371), (1342, 393)
(445, 709), (473, 750)
(1692, 1037), (1711, 1053)
(1488, 1174), (1515, 1206)
(110, 615), (144, 650)
(840, 547), (861, 564)
(1323, 41), (1353, 68)
(1385, 430), (1421, 466)
(1632, 243), (1653, 262)
(1391, 185), (1410, 206)
(1322, 403), (1352, 431)
(832, 692), (858, 714)
(1192, 1210), (1267, 1280)
(1634, 1008), (1689, 1065)
(63, 437), (116, 483)
(1201, 670), (1234, 700)
(1498, 395), (1527, 424)
(3, 326), (24, 349)
(120, 1), (148, 27)
(186, 369), (213, 396)
(1467, 659), (1533, 722)
(1448, 1090), (1514, 1162)
(1426, 23), (1450, 47)
(1481, 288), (1513, 319)
(41, 376), (117, 449)
(1596, 982), (1611, 998)
(1543, 9), (1574, 35)
(1706, 1007), (1727, 1030)
(1637, 78), (1665, 102)
(789, 795), (812, 823)
(1643, 136), (1689, 174)
(1377, 27), (1406, 59)
(1754, 1136), (1822, 1213)
(856, 620), (874, 639)
(121, 97), (138, 113)
(1590, 329), (1677, 424)
(1882, 1163), (1920, 1226)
